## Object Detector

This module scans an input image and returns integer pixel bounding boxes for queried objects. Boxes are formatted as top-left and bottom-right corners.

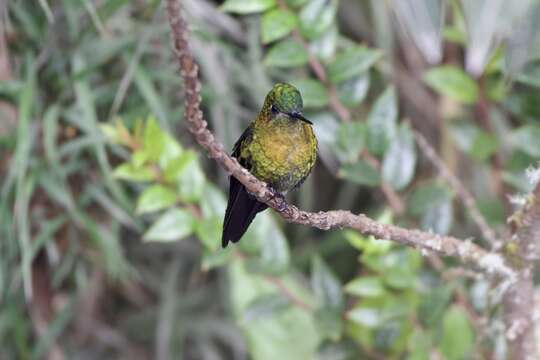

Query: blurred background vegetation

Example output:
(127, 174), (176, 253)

(1, 0), (540, 359)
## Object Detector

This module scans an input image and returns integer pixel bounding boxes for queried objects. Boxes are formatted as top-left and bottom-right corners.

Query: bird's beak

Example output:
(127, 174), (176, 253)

(290, 112), (313, 124)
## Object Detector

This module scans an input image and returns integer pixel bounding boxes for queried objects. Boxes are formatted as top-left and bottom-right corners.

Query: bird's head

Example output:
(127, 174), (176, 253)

(262, 83), (312, 124)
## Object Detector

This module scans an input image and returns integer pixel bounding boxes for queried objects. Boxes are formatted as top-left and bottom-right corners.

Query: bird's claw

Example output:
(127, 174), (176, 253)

(267, 186), (287, 212)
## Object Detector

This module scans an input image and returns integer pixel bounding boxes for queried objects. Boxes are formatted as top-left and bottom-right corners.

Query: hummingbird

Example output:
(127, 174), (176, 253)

(222, 83), (318, 247)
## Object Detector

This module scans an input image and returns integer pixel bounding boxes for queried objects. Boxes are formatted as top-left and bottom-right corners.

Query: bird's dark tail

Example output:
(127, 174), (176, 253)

(222, 176), (268, 248)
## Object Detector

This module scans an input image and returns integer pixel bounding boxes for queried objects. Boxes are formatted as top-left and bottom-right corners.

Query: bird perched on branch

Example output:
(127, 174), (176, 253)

(222, 83), (317, 247)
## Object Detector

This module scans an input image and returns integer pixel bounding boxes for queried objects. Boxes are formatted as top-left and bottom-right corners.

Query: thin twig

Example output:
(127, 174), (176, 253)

(413, 130), (501, 249)
(165, 0), (515, 279)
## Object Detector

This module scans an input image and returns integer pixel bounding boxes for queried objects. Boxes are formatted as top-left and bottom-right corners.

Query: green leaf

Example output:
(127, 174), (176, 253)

(382, 123), (417, 190)
(143, 116), (166, 162)
(243, 294), (291, 322)
(345, 277), (385, 298)
(261, 8), (297, 44)
(334, 122), (366, 163)
(424, 65), (479, 104)
(314, 308), (343, 341)
(420, 201), (453, 235)
(337, 74), (370, 107)
(440, 306), (474, 360)
(286, 0), (308, 8)
(408, 182), (452, 216)
(113, 163), (155, 182)
(339, 160), (380, 186)
(229, 261), (319, 360)
(195, 216), (222, 251)
(243, 213), (291, 275)
(417, 287), (452, 327)
(383, 269), (416, 290)
(264, 39), (309, 68)
(311, 257), (343, 310)
(291, 78), (329, 108)
(327, 47), (382, 84)
(510, 125), (540, 157)
(348, 307), (382, 328)
(143, 208), (195, 242)
(299, 0), (338, 40)
(221, 0), (276, 14)
(367, 87), (398, 156)
(164, 151), (206, 202)
(309, 26), (338, 61)
(135, 185), (178, 214)
(470, 131), (498, 161)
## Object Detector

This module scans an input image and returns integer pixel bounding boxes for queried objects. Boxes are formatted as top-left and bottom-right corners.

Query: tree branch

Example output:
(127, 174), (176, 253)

(413, 130), (501, 249)
(165, 0), (515, 279)
(504, 180), (540, 360)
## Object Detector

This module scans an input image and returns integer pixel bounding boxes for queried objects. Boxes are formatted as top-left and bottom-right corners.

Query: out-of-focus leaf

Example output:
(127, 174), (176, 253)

(315, 340), (360, 360)
(339, 160), (380, 187)
(264, 39), (309, 67)
(334, 122), (366, 163)
(440, 306), (474, 360)
(348, 308), (382, 328)
(421, 200), (453, 235)
(243, 294), (291, 322)
(417, 287), (452, 327)
(221, 0), (275, 14)
(243, 213), (290, 275)
(286, 0), (308, 8)
(448, 121), (479, 153)
(337, 74), (370, 107)
(382, 123), (416, 190)
(135, 184), (177, 214)
(407, 329), (432, 360)
(424, 65), (478, 104)
(299, 0), (338, 40)
(113, 163), (155, 182)
(177, 157), (205, 202)
(383, 269), (416, 290)
(195, 216), (222, 251)
(367, 87), (398, 156)
(311, 256), (343, 310)
(202, 247), (233, 271)
(230, 261), (319, 360)
(470, 131), (498, 161)
(345, 277), (385, 298)
(314, 308), (343, 341)
(261, 8), (297, 44)
(392, 0), (445, 64)
(143, 116), (166, 161)
(312, 112), (340, 172)
(143, 208), (195, 242)
(408, 182), (452, 216)
(164, 151), (205, 202)
(309, 26), (338, 61)
(291, 79), (329, 108)
(510, 125), (540, 157)
(327, 47), (382, 84)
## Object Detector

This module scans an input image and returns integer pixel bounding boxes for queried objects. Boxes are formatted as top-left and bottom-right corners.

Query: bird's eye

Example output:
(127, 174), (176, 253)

(270, 104), (278, 114)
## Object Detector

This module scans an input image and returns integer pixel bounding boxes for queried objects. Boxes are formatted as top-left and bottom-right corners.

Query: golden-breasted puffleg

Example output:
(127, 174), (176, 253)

(222, 83), (317, 247)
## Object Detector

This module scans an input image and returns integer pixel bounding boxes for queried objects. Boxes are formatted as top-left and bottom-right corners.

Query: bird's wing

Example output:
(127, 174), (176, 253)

(222, 125), (268, 248)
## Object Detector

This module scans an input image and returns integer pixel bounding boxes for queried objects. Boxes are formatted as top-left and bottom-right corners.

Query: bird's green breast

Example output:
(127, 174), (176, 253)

(241, 117), (317, 192)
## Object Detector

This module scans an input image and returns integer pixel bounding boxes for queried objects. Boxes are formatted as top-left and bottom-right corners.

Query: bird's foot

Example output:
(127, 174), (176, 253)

(267, 186), (287, 212)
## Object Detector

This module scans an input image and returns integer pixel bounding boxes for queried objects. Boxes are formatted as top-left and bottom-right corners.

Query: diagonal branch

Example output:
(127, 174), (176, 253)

(413, 130), (501, 249)
(165, 0), (515, 279)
